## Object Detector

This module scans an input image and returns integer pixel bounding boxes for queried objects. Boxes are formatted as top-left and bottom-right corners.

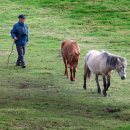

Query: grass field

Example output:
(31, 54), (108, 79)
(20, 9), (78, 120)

(0, 0), (130, 129)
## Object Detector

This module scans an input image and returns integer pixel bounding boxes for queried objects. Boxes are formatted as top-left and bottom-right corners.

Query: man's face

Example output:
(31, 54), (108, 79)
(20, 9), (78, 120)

(19, 18), (25, 23)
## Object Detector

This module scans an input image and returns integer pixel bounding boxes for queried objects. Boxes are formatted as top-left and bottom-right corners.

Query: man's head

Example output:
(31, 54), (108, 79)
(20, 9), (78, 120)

(18, 14), (26, 23)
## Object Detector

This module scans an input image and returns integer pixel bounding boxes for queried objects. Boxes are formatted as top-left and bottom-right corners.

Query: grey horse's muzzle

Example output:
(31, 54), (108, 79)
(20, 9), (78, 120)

(121, 76), (126, 80)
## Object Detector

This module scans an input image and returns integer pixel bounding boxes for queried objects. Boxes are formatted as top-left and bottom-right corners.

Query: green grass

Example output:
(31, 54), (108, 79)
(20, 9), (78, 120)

(0, 0), (130, 129)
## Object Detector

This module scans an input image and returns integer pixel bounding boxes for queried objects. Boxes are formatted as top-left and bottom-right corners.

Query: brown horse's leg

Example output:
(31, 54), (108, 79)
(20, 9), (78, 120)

(73, 71), (76, 81)
(72, 67), (76, 81)
(70, 65), (73, 81)
(95, 74), (101, 94)
(63, 58), (68, 78)
(102, 76), (107, 96)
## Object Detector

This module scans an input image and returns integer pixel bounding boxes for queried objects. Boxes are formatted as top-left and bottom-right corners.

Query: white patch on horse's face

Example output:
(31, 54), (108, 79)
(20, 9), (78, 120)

(73, 60), (78, 70)
(116, 59), (127, 80)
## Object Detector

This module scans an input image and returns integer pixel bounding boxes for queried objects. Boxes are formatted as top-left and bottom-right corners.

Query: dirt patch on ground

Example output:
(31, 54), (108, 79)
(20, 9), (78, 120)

(14, 96), (27, 101)
(105, 107), (121, 113)
(115, 112), (130, 121)
(18, 82), (44, 89)
(18, 80), (48, 90)
(80, 36), (99, 43)
(0, 49), (14, 56)
(19, 83), (30, 89)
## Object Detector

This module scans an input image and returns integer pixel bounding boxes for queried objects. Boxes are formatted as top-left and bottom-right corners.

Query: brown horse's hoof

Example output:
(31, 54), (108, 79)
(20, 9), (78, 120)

(64, 74), (68, 78)
(70, 78), (75, 81)
(64, 74), (68, 77)
(73, 78), (76, 81)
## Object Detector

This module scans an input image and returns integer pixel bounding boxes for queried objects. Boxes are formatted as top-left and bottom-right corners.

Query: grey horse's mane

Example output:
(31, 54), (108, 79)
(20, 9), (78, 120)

(101, 51), (125, 67)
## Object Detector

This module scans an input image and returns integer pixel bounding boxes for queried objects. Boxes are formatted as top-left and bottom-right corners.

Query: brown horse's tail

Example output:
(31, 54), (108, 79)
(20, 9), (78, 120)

(84, 60), (91, 80)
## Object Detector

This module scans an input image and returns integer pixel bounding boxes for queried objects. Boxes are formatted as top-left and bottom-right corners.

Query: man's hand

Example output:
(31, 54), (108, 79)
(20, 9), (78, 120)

(14, 37), (18, 42)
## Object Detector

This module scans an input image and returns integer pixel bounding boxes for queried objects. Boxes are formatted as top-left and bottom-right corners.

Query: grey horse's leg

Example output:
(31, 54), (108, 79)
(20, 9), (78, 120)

(83, 73), (87, 89)
(106, 75), (111, 91)
(102, 76), (107, 96)
(95, 74), (101, 94)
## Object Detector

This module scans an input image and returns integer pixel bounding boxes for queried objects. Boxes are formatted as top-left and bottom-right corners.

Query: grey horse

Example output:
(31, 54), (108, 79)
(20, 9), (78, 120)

(83, 50), (127, 96)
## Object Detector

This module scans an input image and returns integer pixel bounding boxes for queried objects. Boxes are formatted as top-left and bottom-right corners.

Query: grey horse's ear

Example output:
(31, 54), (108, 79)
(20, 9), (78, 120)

(117, 58), (120, 62)
(121, 58), (127, 66)
(119, 57), (125, 62)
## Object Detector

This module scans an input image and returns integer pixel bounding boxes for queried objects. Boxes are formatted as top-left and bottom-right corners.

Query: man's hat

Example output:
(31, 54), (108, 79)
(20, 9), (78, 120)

(18, 14), (26, 19)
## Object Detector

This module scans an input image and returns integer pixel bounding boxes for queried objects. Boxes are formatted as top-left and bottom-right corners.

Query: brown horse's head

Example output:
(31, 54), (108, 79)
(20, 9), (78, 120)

(71, 52), (80, 72)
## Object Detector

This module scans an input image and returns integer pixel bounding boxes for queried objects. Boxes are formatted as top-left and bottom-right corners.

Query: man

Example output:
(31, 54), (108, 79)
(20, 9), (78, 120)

(10, 14), (28, 68)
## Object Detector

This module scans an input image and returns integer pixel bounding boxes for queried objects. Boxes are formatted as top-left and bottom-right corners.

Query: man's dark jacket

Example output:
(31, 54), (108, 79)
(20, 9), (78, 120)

(11, 22), (28, 46)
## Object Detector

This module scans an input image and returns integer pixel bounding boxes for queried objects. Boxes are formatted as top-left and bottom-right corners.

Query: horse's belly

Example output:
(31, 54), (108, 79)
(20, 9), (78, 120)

(88, 62), (101, 75)
(90, 67), (101, 75)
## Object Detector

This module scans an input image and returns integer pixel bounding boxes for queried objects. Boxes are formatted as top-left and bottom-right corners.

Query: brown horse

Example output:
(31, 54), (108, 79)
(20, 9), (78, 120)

(61, 40), (80, 81)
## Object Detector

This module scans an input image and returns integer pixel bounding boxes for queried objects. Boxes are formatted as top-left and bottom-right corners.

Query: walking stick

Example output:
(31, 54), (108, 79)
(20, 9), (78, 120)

(7, 41), (15, 67)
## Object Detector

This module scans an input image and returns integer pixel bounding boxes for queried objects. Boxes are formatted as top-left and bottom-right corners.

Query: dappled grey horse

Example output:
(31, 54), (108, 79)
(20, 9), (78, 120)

(83, 50), (127, 96)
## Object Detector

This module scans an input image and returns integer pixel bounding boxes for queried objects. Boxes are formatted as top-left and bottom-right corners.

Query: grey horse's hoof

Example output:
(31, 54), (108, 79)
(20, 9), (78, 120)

(102, 90), (107, 97)
(98, 89), (101, 94)
(83, 85), (86, 90)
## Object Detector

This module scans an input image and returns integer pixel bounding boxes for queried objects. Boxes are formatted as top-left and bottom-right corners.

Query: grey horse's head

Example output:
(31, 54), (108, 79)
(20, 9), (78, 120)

(115, 57), (127, 80)
(106, 53), (127, 80)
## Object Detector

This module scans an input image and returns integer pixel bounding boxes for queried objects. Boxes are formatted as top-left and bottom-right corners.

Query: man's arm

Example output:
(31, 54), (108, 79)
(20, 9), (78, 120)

(26, 25), (29, 42)
(10, 24), (18, 41)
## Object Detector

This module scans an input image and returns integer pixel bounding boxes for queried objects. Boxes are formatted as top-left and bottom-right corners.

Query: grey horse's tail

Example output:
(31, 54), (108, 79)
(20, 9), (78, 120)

(84, 53), (91, 80)
(84, 62), (91, 79)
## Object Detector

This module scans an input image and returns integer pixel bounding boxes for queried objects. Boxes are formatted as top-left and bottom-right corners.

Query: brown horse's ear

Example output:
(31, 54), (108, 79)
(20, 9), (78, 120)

(72, 41), (76, 44)
(76, 53), (80, 56)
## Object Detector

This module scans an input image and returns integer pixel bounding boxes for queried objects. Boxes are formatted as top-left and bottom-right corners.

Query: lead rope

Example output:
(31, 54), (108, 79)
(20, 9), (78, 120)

(7, 41), (15, 67)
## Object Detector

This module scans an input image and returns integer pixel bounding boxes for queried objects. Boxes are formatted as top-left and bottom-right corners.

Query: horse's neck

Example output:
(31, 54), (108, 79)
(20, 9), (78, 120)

(109, 64), (116, 70)
(106, 58), (116, 70)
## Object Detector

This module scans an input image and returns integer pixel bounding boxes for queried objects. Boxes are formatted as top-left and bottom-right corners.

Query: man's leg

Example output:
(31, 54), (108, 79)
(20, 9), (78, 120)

(22, 46), (26, 68)
(16, 45), (26, 68)
(16, 45), (22, 66)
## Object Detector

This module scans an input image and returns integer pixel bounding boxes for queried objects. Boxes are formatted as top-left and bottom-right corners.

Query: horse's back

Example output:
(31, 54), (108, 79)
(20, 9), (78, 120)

(61, 40), (80, 60)
(88, 50), (101, 56)
(85, 50), (101, 62)
(84, 50), (104, 74)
